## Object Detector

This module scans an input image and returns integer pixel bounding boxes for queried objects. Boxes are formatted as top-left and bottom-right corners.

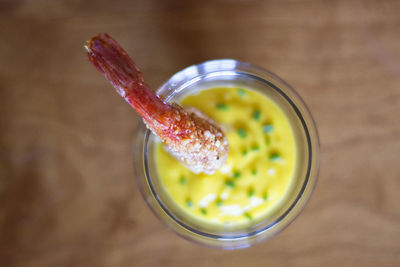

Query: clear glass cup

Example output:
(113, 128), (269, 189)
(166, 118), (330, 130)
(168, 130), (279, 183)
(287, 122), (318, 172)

(133, 59), (320, 249)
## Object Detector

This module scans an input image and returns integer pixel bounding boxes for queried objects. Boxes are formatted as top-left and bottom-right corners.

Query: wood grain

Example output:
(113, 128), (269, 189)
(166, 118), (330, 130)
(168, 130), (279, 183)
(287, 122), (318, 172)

(1, 0), (400, 266)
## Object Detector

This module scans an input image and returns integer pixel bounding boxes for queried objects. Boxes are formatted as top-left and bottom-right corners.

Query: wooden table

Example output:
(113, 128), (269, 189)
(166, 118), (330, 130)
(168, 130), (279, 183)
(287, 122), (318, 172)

(1, 0), (400, 266)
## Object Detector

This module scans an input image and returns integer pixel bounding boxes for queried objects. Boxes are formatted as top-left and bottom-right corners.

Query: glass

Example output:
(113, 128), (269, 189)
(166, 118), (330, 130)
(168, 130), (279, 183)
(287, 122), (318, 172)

(133, 59), (320, 249)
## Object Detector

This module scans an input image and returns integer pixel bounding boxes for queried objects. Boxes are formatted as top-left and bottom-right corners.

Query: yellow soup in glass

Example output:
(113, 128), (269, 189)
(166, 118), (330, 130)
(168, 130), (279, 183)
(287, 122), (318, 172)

(155, 87), (296, 225)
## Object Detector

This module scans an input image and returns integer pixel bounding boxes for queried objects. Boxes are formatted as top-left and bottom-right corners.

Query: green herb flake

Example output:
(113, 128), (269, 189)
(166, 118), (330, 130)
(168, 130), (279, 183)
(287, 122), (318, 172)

(248, 188), (255, 197)
(217, 200), (223, 207)
(225, 180), (235, 188)
(233, 171), (241, 179)
(237, 128), (247, 138)
(216, 103), (229, 110)
(244, 212), (253, 220)
(238, 88), (246, 97)
(253, 110), (261, 121)
(179, 176), (187, 185)
(251, 145), (260, 151)
(200, 208), (207, 215)
(269, 151), (281, 161)
(263, 192), (268, 200)
(251, 169), (257, 175)
(242, 150), (248, 156)
(263, 124), (274, 133)
(186, 199), (193, 208)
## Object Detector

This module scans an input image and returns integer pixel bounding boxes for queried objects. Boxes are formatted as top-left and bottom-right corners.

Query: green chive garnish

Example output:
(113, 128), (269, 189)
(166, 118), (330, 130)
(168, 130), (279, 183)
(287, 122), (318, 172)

(263, 124), (274, 133)
(238, 88), (246, 97)
(200, 208), (207, 215)
(237, 128), (247, 138)
(253, 110), (261, 121)
(186, 199), (193, 208)
(263, 192), (268, 200)
(251, 169), (257, 175)
(179, 176), (186, 185)
(248, 188), (255, 197)
(216, 103), (229, 110)
(225, 180), (235, 188)
(269, 151), (281, 161)
(233, 171), (241, 179)
(242, 150), (248, 156)
(251, 145), (260, 151)
(244, 213), (252, 220)
(217, 200), (223, 207)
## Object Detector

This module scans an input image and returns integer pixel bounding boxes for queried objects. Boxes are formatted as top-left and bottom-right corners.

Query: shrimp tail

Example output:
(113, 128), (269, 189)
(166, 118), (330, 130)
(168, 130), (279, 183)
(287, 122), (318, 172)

(85, 33), (171, 129)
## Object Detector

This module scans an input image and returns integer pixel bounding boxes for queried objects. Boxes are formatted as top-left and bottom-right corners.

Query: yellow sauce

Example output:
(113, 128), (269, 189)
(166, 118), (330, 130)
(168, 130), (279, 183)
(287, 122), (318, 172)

(155, 87), (296, 225)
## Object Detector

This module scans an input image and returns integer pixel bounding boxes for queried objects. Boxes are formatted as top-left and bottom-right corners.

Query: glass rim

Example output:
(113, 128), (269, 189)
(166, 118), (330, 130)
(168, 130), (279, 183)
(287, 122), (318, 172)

(134, 59), (320, 247)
